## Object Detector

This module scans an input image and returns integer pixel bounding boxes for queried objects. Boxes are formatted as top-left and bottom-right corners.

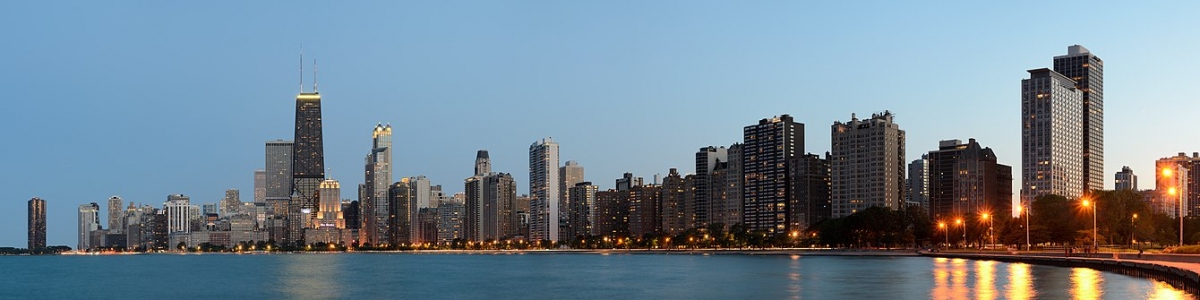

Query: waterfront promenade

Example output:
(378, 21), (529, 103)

(921, 250), (1200, 294)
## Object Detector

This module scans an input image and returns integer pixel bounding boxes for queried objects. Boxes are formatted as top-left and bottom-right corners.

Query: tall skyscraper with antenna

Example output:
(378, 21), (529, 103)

(288, 54), (326, 244)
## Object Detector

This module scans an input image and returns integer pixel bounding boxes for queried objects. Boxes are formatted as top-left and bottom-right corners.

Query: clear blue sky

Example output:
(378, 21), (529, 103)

(2, 1), (1198, 247)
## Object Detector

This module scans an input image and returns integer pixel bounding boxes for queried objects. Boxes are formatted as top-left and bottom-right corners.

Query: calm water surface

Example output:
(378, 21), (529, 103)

(2, 253), (1193, 299)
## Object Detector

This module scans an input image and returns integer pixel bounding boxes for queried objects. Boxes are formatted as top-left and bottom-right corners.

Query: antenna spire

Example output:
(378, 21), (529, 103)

(313, 59), (318, 92)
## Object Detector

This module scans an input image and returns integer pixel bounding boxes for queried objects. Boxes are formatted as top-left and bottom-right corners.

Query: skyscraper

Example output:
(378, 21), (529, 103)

(1053, 45), (1104, 192)
(253, 170), (267, 204)
(78, 203), (100, 251)
(28, 198), (46, 251)
(927, 139), (1013, 221)
(362, 124), (392, 246)
(831, 112), (906, 218)
(558, 160), (584, 241)
(628, 184), (663, 237)
(709, 144), (743, 230)
(743, 114), (804, 234)
(475, 150), (491, 175)
(290, 84), (326, 243)
(221, 189), (240, 217)
(265, 140), (293, 242)
(107, 196), (124, 235)
(529, 138), (560, 242)
(1115, 166), (1137, 191)
(661, 169), (688, 235)
(1021, 68), (1084, 205)
(388, 178), (416, 245)
(317, 179), (344, 229)
(164, 194), (193, 234)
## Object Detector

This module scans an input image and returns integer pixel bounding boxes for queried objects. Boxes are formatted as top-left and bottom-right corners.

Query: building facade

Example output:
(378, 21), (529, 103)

(78, 202), (100, 251)
(927, 139), (1014, 221)
(789, 153), (831, 231)
(907, 154), (930, 210)
(1053, 45), (1104, 192)
(1021, 68), (1085, 205)
(566, 182), (598, 241)
(742, 115), (804, 234)
(528, 138), (560, 242)
(558, 160), (584, 241)
(362, 124), (393, 246)
(1156, 153), (1199, 217)
(661, 169), (688, 235)
(1116, 166), (1137, 191)
(831, 112), (906, 218)
(28, 198), (46, 250)
(290, 88), (326, 244)
(107, 196), (124, 235)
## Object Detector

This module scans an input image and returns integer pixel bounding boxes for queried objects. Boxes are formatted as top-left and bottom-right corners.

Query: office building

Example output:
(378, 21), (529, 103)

(265, 139), (293, 208)
(363, 124), (393, 246)
(1115, 166), (1137, 191)
(164, 194), (193, 234)
(389, 178), (417, 245)
(107, 196), (124, 235)
(221, 189), (240, 217)
(744, 115), (804, 234)
(1021, 67), (1085, 205)
(28, 198), (46, 251)
(927, 139), (1013, 221)
(529, 137), (560, 242)
(290, 82), (327, 243)
(78, 202), (100, 251)
(1053, 45), (1104, 192)
(317, 179), (344, 229)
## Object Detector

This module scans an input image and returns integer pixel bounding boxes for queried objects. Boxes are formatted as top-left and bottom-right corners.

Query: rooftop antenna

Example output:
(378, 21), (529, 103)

(299, 45), (305, 93)
(313, 59), (318, 92)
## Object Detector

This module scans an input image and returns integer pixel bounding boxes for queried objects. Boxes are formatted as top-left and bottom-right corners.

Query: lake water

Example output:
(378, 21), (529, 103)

(2, 252), (1193, 299)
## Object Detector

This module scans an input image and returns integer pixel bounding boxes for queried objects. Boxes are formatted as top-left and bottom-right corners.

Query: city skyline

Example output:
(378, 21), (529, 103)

(4, 2), (1200, 247)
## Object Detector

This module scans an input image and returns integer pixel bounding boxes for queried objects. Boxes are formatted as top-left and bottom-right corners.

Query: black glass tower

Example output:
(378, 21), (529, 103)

(289, 91), (325, 244)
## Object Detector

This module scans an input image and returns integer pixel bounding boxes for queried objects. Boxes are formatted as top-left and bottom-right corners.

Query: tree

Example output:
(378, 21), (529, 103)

(1032, 194), (1076, 245)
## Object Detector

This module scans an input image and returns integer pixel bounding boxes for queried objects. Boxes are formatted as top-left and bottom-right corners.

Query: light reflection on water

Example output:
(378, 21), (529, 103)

(1005, 263), (1034, 300)
(280, 254), (344, 299)
(1071, 267), (1103, 300)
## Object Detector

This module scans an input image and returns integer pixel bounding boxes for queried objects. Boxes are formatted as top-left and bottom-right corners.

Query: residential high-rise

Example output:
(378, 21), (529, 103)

(475, 150), (491, 175)
(710, 144), (743, 230)
(78, 203), (100, 251)
(616, 173), (643, 191)
(254, 170), (267, 203)
(558, 160), (584, 241)
(317, 179), (344, 229)
(484, 173), (516, 240)
(28, 198), (46, 251)
(1021, 68), (1085, 205)
(661, 169), (688, 235)
(694, 146), (728, 229)
(594, 189), (629, 237)
(1115, 166), (1137, 191)
(831, 112), (905, 218)
(1053, 45), (1104, 192)
(907, 154), (930, 210)
(411, 175), (431, 210)
(529, 137), (560, 242)
(388, 178), (417, 245)
(290, 83), (326, 244)
(107, 196), (124, 235)
(418, 207), (439, 244)
(743, 115), (804, 234)
(164, 195), (193, 234)
(464, 174), (484, 241)
(927, 139), (1013, 221)
(628, 185), (663, 237)
(437, 200), (465, 243)
(362, 124), (393, 246)
(789, 153), (831, 231)
(1156, 153), (1199, 217)
(566, 182), (598, 241)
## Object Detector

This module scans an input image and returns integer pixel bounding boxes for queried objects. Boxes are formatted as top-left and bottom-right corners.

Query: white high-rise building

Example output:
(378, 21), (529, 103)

(830, 112), (905, 218)
(164, 194), (194, 234)
(78, 203), (100, 251)
(411, 175), (432, 209)
(529, 138), (560, 242)
(318, 179), (344, 229)
(1021, 68), (1085, 205)
(907, 155), (929, 210)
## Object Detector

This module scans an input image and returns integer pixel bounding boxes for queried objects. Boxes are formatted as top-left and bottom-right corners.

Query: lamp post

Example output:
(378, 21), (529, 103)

(1082, 198), (1096, 252)
(938, 222), (947, 248)
(1132, 213), (1138, 249)
(982, 213), (993, 250)
(1018, 204), (1030, 251)
(956, 218), (965, 248)
(1164, 165), (1184, 246)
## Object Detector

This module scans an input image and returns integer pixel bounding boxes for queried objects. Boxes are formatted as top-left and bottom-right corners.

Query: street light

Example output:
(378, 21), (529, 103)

(1164, 165), (1184, 246)
(1132, 213), (1138, 249)
(938, 222), (947, 248)
(956, 218), (965, 248)
(1082, 198), (1096, 252)
(1017, 204), (1030, 251)
(982, 213), (993, 250)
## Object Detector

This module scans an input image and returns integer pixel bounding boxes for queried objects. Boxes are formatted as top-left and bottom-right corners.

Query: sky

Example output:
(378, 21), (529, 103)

(2, 1), (1198, 247)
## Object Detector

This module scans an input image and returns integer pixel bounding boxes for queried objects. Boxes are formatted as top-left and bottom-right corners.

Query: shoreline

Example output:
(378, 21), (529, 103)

(57, 248), (920, 256)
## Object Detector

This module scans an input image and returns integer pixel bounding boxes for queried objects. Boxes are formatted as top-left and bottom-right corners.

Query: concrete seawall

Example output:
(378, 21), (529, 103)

(921, 252), (1200, 295)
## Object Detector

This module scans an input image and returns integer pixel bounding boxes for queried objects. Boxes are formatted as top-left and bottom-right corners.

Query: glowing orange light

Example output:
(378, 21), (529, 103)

(1163, 168), (1172, 177)
(955, 219), (963, 225)
(1082, 199), (1090, 207)
(1169, 187), (1177, 196)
